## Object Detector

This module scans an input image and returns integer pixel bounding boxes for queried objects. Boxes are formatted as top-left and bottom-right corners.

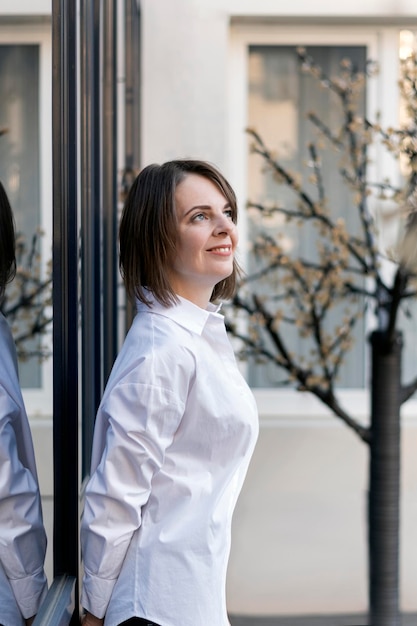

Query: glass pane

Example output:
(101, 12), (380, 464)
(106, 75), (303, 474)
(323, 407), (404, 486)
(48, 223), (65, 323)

(247, 45), (367, 388)
(0, 44), (41, 388)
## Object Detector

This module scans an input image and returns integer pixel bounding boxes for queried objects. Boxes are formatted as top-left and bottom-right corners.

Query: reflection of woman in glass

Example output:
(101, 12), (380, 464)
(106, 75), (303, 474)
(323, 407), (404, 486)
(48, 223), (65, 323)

(81, 160), (258, 626)
(0, 181), (48, 626)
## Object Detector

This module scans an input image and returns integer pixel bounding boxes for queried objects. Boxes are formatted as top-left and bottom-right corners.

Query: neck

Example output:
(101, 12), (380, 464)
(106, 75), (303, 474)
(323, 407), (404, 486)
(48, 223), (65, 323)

(173, 286), (212, 309)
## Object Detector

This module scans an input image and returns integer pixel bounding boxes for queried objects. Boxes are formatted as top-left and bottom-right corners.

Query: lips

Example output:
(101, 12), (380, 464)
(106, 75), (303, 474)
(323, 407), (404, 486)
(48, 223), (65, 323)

(207, 245), (232, 253)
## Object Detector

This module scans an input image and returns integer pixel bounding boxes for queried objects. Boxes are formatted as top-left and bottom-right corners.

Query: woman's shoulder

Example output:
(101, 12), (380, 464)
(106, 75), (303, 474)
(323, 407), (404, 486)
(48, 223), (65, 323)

(0, 314), (23, 414)
(108, 311), (197, 390)
(0, 313), (18, 372)
(0, 312), (13, 342)
(131, 305), (197, 350)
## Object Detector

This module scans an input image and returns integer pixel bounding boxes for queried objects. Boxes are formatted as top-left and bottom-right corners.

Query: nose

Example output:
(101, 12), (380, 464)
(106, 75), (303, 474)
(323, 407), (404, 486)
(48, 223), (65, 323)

(213, 211), (234, 236)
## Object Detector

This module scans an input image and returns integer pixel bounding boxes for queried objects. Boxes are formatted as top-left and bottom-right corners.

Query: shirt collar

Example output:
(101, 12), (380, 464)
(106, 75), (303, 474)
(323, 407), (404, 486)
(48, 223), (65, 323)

(136, 292), (223, 335)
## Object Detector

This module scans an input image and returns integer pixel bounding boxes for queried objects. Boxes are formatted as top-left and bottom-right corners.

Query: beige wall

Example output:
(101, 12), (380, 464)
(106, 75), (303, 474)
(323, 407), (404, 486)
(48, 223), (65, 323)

(227, 411), (417, 615)
(0, 1), (50, 15)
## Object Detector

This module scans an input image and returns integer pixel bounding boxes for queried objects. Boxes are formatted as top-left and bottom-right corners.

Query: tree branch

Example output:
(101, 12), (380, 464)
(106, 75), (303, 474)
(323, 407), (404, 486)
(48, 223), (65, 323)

(401, 377), (417, 404)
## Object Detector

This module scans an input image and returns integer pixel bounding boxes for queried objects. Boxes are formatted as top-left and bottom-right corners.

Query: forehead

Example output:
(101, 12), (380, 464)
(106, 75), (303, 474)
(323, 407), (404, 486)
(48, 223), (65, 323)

(174, 173), (228, 208)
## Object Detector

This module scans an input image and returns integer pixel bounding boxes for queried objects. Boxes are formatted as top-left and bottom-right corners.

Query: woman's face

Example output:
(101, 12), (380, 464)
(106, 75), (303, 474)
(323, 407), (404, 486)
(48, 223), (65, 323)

(168, 173), (238, 307)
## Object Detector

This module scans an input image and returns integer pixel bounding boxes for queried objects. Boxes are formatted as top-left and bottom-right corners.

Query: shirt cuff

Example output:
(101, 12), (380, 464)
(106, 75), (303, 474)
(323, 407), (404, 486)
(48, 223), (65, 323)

(81, 571), (118, 619)
(9, 568), (48, 619)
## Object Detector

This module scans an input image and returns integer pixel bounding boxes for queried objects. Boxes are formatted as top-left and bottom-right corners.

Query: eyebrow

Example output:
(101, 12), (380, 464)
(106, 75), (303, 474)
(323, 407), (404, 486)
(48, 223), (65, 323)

(183, 202), (231, 217)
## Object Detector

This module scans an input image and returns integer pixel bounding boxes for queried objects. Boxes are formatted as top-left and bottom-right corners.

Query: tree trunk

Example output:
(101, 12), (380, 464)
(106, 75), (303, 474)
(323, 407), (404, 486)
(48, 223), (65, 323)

(368, 330), (402, 626)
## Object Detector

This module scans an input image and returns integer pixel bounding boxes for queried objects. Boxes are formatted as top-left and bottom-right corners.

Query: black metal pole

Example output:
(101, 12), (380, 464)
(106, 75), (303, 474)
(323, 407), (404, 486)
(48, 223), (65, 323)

(80, 0), (102, 478)
(102, 0), (118, 381)
(124, 0), (141, 175)
(51, 0), (79, 621)
(369, 330), (402, 626)
(123, 0), (141, 331)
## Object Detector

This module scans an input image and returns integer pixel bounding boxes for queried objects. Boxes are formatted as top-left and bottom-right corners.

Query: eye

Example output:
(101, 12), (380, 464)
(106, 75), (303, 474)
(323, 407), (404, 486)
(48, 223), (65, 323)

(224, 209), (233, 220)
(191, 212), (207, 222)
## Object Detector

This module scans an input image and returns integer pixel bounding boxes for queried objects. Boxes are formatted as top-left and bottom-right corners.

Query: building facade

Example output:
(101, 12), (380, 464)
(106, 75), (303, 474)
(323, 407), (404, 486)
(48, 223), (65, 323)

(1, 0), (417, 619)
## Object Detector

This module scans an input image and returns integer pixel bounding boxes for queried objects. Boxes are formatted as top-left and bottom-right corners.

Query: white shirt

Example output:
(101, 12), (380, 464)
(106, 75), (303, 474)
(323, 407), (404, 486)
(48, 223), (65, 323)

(0, 313), (48, 625)
(81, 295), (258, 626)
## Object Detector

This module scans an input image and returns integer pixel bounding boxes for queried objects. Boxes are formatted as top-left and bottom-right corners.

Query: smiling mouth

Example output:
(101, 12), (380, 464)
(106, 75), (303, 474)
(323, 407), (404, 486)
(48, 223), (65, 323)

(207, 246), (232, 253)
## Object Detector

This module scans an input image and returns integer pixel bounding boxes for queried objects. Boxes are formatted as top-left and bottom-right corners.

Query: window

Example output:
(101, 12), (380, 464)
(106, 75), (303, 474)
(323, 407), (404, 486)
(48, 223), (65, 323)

(247, 44), (367, 388)
(0, 23), (52, 413)
(229, 25), (416, 409)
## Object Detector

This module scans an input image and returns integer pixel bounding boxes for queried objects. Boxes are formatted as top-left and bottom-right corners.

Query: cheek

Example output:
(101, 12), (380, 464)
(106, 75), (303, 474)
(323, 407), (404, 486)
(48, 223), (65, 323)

(175, 237), (201, 265)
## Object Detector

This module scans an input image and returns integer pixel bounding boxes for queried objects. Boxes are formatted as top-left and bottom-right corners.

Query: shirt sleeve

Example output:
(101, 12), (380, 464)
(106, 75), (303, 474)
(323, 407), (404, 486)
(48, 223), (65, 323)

(0, 387), (48, 619)
(80, 381), (185, 618)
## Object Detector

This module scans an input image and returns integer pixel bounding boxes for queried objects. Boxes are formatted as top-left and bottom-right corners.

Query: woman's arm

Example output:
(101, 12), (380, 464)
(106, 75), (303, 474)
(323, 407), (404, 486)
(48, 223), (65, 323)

(0, 387), (48, 620)
(81, 381), (185, 619)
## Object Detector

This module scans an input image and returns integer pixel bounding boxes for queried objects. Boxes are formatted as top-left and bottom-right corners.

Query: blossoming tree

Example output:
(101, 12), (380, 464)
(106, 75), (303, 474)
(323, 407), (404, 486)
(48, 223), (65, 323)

(226, 49), (417, 626)
(1, 229), (52, 361)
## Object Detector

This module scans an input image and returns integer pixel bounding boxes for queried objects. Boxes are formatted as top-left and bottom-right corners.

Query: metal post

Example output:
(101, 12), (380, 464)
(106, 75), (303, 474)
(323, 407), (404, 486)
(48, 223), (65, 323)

(125, 0), (141, 176)
(80, 0), (102, 477)
(51, 0), (79, 620)
(102, 0), (118, 381)
(123, 0), (141, 330)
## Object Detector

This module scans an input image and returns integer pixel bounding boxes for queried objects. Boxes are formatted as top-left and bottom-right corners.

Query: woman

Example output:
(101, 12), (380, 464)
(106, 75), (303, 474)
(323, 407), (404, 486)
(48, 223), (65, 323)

(81, 160), (258, 626)
(0, 181), (48, 626)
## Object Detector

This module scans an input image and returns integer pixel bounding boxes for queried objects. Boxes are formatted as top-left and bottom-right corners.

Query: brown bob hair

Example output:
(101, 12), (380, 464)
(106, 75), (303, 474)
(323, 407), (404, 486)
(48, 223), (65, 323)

(0, 181), (16, 300)
(119, 159), (241, 306)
